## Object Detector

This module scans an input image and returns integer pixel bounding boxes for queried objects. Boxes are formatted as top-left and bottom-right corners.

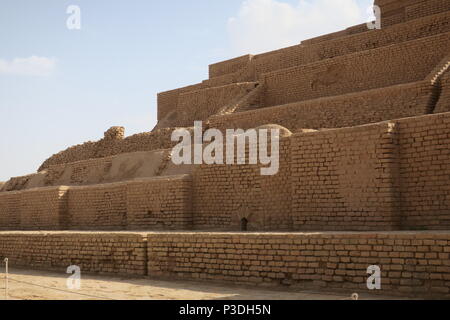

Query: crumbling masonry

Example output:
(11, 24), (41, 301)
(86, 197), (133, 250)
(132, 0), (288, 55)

(1, 0), (450, 298)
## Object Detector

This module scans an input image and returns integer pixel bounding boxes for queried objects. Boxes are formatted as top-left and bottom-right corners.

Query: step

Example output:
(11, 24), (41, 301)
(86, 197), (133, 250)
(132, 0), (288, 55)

(0, 230), (449, 298)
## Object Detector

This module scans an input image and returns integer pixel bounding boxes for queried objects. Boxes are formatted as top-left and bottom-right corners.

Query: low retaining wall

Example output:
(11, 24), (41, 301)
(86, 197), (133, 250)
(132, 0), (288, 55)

(147, 231), (450, 299)
(127, 176), (192, 230)
(0, 231), (449, 298)
(0, 232), (148, 276)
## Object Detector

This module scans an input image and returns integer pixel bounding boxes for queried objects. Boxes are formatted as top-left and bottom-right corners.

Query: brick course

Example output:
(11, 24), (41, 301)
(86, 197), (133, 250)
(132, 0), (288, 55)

(208, 81), (432, 131)
(0, 232), (148, 276)
(146, 231), (450, 299)
(263, 33), (450, 107)
(0, 231), (449, 298)
(126, 176), (192, 230)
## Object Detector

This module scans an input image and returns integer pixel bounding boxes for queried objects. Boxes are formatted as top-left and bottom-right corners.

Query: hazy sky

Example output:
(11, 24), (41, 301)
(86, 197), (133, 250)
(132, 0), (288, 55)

(0, 0), (373, 181)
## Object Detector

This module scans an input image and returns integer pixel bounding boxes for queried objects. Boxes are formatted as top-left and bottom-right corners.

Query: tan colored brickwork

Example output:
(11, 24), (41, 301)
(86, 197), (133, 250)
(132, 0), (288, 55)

(435, 72), (450, 114)
(157, 10), (450, 128)
(0, 191), (20, 230)
(252, 11), (450, 80)
(208, 81), (432, 131)
(127, 175), (192, 230)
(290, 123), (400, 231)
(0, 0), (450, 299)
(397, 112), (450, 229)
(0, 232), (148, 276)
(263, 33), (450, 108)
(38, 127), (177, 171)
(299, 23), (368, 46)
(1, 230), (449, 298)
(0, 176), (192, 231)
(147, 231), (450, 298)
(209, 55), (252, 78)
(405, 0), (450, 21)
(33, 9), (450, 170)
(206, 11), (450, 86)
(157, 83), (206, 121)
(167, 82), (257, 128)
(68, 182), (127, 230)
(192, 139), (291, 231)
(19, 187), (69, 230)
(193, 112), (450, 232)
(5, 149), (181, 192)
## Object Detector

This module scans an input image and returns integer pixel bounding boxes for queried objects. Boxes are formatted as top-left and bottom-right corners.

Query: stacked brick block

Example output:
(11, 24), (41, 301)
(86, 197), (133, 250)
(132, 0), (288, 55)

(0, 192), (20, 230)
(69, 182), (127, 230)
(195, 112), (450, 231)
(147, 231), (450, 298)
(262, 33), (450, 108)
(170, 82), (257, 128)
(405, 0), (450, 22)
(1, 0), (450, 299)
(290, 123), (400, 231)
(127, 176), (192, 230)
(0, 176), (192, 231)
(2, 113), (450, 232)
(253, 11), (450, 79)
(209, 55), (253, 78)
(192, 139), (291, 231)
(435, 72), (450, 114)
(38, 127), (177, 171)
(397, 113), (450, 229)
(375, 0), (450, 27)
(157, 10), (450, 128)
(209, 81), (433, 131)
(206, 11), (450, 84)
(0, 232), (148, 276)
(19, 187), (69, 230)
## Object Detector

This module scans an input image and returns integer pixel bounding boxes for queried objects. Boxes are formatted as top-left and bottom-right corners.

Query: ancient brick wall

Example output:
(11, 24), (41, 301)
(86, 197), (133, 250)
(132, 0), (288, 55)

(0, 176), (193, 231)
(158, 10), (449, 126)
(435, 72), (450, 114)
(208, 81), (432, 131)
(127, 176), (192, 230)
(0, 232), (148, 276)
(157, 83), (205, 121)
(19, 187), (69, 230)
(290, 123), (400, 231)
(405, 0), (450, 21)
(201, 10), (450, 89)
(33, 10), (449, 170)
(147, 231), (450, 298)
(252, 11), (449, 79)
(0, 192), (20, 230)
(0, 230), (449, 297)
(172, 82), (257, 127)
(38, 127), (177, 171)
(192, 139), (292, 231)
(192, 112), (450, 232)
(209, 55), (252, 78)
(50, 157), (113, 186)
(397, 113), (450, 229)
(263, 33), (450, 107)
(68, 182), (127, 230)
(299, 24), (367, 46)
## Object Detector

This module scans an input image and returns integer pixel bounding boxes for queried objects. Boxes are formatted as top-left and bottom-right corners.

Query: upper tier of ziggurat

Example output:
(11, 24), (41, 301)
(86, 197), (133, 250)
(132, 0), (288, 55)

(1, 0), (450, 298)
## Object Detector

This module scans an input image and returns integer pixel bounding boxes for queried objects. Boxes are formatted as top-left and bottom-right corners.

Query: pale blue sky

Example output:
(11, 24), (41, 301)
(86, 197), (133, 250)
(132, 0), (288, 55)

(0, 0), (373, 181)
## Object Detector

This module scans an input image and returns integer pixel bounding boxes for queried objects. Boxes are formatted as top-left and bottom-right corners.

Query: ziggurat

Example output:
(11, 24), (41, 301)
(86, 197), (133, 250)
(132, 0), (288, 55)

(1, 0), (450, 298)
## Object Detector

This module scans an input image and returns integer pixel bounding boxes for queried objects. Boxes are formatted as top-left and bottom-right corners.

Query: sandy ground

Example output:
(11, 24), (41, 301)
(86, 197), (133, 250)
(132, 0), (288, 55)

(0, 268), (402, 301)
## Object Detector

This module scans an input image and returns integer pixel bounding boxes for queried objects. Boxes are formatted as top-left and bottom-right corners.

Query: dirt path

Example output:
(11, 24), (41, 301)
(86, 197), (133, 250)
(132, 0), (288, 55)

(0, 268), (399, 300)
